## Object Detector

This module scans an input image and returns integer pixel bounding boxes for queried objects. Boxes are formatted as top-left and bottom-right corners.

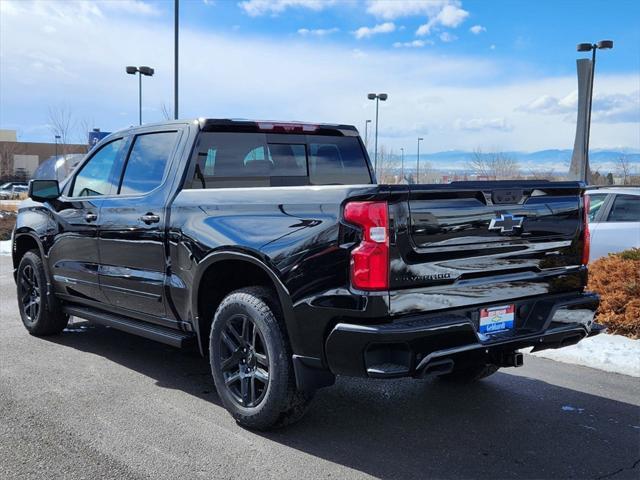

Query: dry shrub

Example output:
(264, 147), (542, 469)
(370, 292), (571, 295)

(0, 214), (16, 240)
(588, 248), (640, 338)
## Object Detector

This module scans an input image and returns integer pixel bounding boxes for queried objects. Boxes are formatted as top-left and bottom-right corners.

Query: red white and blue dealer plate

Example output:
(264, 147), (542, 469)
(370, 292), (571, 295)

(479, 304), (515, 334)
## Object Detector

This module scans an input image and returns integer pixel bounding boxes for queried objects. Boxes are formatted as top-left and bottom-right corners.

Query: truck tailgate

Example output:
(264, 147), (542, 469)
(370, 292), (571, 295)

(388, 182), (587, 316)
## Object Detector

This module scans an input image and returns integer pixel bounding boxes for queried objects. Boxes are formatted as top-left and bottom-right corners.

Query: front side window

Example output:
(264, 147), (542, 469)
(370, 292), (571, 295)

(71, 139), (123, 197)
(190, 132), (370, 188)
(587, 193), (607, 222)
(119, 131), (178, 195)
(607, 194), (640, 222)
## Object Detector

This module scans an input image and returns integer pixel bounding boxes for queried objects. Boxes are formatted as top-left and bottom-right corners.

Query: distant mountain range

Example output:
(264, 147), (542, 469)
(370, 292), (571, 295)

(395, 149), (640, 174)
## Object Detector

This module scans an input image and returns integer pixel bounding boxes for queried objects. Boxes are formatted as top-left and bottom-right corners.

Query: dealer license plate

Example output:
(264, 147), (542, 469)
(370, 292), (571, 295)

(479, 304), (515, 334)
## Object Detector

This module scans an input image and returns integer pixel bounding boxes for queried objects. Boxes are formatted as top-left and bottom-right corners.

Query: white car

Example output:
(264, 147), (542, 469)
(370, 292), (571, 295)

(586, 187), (640, 262)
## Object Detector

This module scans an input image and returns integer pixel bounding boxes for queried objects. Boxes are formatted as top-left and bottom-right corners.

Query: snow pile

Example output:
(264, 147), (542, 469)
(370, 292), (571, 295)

(528, 333), (640, 377)
(0, 240), (11, 256)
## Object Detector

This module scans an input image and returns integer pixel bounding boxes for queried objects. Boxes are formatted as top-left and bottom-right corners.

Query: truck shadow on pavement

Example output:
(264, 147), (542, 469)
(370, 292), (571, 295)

(48, 321), (640, 480)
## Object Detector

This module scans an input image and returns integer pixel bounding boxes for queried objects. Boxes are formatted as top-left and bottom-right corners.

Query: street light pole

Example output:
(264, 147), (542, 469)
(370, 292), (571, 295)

(54, 135), (60, 159)
(367, 93), (388, 177)
(138, 72), (142, 126)
(417, 137), (423, 183)
(126, 66), (155, 126)
(364, 119), (371, 150)
(400, 147), (404, 181)
(174, 0), (179, 120)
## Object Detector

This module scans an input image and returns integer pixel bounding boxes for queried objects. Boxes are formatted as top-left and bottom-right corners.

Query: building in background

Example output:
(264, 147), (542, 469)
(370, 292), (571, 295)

(0, 129), (88, 180)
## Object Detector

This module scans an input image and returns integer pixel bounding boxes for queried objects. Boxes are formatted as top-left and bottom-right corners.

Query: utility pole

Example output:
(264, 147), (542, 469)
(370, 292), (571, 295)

(174, 0), (179, 120)
(367, 93), (388, 176)
(417, 137), (424, 183)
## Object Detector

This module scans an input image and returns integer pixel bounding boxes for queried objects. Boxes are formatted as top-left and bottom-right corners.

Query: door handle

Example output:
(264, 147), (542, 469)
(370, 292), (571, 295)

(140, 213), (160, 224)
(84, 212), (98, 223)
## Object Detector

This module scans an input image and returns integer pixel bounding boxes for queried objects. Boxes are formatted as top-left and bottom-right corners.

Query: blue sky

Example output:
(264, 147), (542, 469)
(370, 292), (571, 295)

(1, 0), (638, 153)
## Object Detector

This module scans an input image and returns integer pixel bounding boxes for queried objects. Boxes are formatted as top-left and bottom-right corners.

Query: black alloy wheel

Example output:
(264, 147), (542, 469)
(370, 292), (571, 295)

(219, 313), (270, 408)
(19, 263), (41, 325)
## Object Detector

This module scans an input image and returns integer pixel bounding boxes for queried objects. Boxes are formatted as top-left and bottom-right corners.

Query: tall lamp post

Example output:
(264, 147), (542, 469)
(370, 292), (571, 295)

(364, 119), (372, 151)
(400, 147), (404, 182)
(367, 93), (388, 175)
(576, 40), (613, 183)
(126, 65), (155, 125)
(54, 135), (61, 159)
(174, 0), (179, 120)
(416, 137), (424, 183)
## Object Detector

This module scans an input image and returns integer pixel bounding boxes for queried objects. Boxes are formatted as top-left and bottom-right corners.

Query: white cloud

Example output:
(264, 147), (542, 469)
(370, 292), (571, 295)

(469, 24), (486, 34)
(297, 27), (339, 37)
(520, 90), (640, 124)
(367, 0), (451, 20)
(393, 40), (431, 48)
(239, 0), (335, 17)
(416, 3), (469, 36)
(454, 117), (513, 131)
(353, 22), (396, 40)
(439, 32), (457, 42)
(99, 0), (161, 16)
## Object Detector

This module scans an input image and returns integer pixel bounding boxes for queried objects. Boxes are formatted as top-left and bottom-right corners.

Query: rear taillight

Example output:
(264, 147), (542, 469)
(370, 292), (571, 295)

(344, 201), (389, 291)
(581, 194), (590, 265)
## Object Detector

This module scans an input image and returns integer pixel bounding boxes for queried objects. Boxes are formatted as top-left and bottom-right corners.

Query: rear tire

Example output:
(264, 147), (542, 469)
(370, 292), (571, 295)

(438, 363), (499, 383)
(209, 286), (312, 430)
(17, 250), (68, 336)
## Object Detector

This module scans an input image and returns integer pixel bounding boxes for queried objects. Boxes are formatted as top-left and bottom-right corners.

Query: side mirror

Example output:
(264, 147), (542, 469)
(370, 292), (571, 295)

(29, 179), (60, 202)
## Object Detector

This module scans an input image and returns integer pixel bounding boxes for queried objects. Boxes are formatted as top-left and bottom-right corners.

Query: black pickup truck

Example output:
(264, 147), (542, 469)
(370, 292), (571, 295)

(13, 119), (600, 429)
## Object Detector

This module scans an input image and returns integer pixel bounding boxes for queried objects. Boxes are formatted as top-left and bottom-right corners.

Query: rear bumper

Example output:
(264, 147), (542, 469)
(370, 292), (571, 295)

(324, 292), (600, 378)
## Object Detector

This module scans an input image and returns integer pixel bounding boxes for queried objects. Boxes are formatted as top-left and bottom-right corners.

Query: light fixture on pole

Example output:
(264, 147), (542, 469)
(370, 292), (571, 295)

(367, 93), (388, 176)
(575, 40), (613, 183)
(400, 147), (404, 182)
(417, 137), (424, 183)
(364, 119), (372, 150)
(126, 65), (155, 126)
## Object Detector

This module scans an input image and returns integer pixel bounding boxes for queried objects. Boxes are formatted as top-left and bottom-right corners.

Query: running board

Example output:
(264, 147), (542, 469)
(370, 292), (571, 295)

(63, 305), (196, 348)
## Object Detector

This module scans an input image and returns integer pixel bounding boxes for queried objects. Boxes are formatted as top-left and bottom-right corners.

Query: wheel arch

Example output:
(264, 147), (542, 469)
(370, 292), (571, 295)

(191, 250), (297, 356)
(12, 231), (50, 282)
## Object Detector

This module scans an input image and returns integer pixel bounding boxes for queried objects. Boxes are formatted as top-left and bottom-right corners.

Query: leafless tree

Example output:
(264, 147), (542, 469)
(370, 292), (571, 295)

(616, 154), (633, 185)
(48, 105), (75, 155)
(469, 148), (520, 180)
(375, 145), (396, 184)
(0, 141), (21, 179)
(76, 117), (96, 145)
(160, 103), (173, 121)
(528, 167), (557, 181)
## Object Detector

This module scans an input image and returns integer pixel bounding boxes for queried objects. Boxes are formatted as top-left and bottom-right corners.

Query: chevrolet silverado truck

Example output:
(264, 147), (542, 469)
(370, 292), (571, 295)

(13, 119), (600, 429)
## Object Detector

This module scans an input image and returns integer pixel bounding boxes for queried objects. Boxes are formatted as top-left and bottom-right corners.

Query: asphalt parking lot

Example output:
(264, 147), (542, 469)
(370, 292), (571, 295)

(1, 256), (639, 480)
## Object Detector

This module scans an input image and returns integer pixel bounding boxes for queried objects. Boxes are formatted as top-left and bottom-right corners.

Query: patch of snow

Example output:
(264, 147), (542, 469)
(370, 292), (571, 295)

(527, 333), (640, 377)
(0, 240), (11, 256)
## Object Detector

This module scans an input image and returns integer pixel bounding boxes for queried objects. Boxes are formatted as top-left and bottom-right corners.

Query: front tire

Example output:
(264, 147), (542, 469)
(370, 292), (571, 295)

(17, 250), (68, 336)
(209, 287), (312, 430)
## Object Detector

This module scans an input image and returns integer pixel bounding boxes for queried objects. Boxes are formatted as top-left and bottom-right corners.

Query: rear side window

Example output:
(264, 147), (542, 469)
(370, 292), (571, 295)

(189, 132), (370, 188)
(71, 139), (123, 197)
(607, 194), (640, 222)
(309, 138), (371, 185)
(119, 131), (178, 195)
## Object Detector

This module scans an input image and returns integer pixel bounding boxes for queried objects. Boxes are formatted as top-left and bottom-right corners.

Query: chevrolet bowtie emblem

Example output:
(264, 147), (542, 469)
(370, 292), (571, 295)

(488, 214), (524, 233)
